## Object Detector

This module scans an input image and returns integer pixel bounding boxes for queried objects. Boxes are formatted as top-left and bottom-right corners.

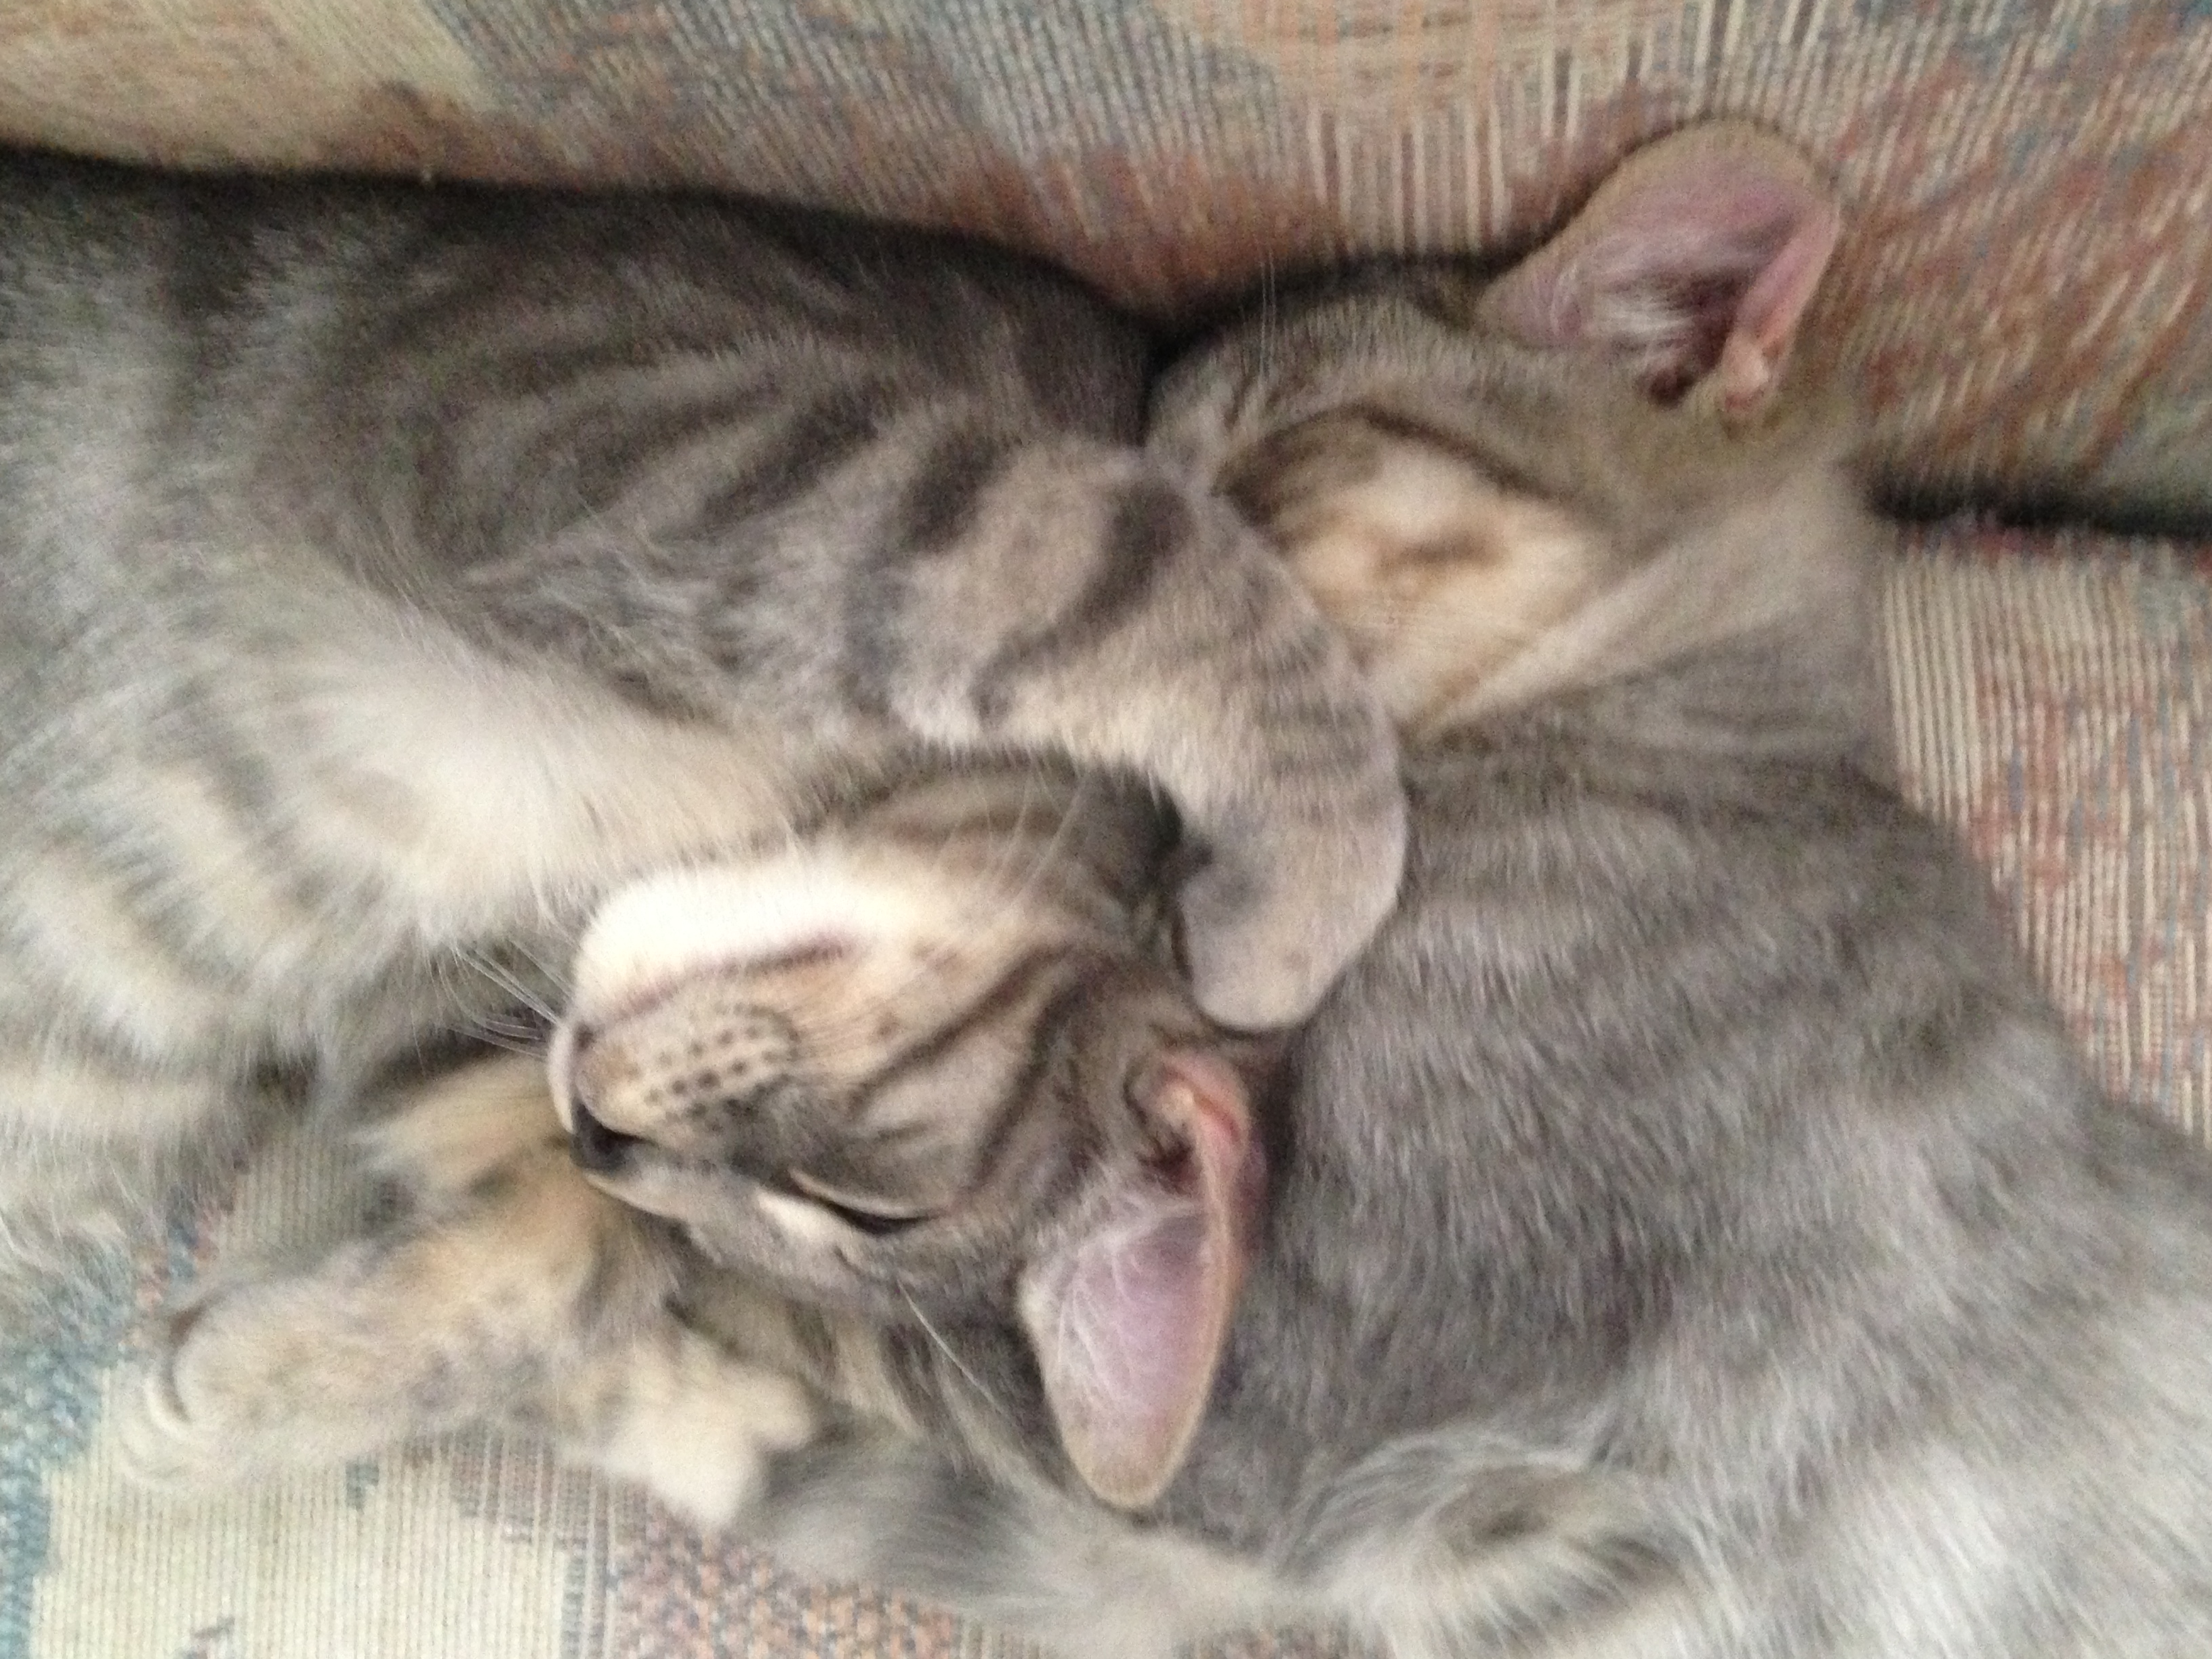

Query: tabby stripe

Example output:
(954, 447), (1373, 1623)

(158, 219), (255, 439)
(346, 210), (747, 394)
(943, 968), (1123, 1216)
(171, 715), (358, 924)
(371, 286), (766, 541)
(840, 422), (1018, 714)
(844, 945), (1072, 1137)
(0, 933), (220, 1074)
(884, 422), (1019, 559)
(968, 477), (1192, 724)
(781, 1303), (845, 1391)
(1345, 399), (1559, 504)
(443, 322), (703, 403)
(688, 382), (897, 536)
(527, 377), (783, 525)
(44, 740), (312, 987)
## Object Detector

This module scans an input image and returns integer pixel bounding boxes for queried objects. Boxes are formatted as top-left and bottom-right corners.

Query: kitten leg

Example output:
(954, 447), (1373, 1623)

(524, 1315), (818, 1530)
(749, 1437), (1290, 1659)
(0, 1050), (274, 1322)
(115, 1054), (814, 1523)
(112, 1147), (661, 1488)
(851, 441), (1408, 1029)
(1297, 1432), (1710, 1659)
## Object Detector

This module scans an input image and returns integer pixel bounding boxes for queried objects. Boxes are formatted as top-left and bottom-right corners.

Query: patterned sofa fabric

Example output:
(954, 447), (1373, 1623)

(5, 1), (2212, 520)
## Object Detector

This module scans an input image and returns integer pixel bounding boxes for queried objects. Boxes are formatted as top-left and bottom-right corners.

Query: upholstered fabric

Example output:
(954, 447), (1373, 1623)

(6, 530), (2209, 1659)
(1887, 529), (2212, 1140)
(5, 3), (2212, 516)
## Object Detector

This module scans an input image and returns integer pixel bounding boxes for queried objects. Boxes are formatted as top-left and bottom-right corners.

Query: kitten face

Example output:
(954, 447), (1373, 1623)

(1212, 403), (1614, 735)
(548, 781), (1273, 1509)
(550, 845), (1195, 1275)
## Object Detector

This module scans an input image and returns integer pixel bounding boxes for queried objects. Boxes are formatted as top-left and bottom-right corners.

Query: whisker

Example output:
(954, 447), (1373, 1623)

(459, 946), (560, 1022)
(900, 1284), (1019, 1432)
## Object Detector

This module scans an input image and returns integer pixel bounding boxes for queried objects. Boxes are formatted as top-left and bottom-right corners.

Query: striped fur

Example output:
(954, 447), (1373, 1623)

(117, 762), (1238, 1525)
(117, 123), (2212, 1656)
(0, 147), (1404, 1297)
(723, 121), (2212, 1659)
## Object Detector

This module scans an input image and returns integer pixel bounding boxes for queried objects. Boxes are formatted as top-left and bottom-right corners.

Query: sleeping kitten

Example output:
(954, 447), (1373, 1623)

(0, 150), (1404, 1296)
(121, 760), (1243, 1521)
(123, 121), (2212, 1658)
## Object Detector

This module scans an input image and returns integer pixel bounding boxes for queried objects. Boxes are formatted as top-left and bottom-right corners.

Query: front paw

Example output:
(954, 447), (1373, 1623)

(112, 1273), (405, 1493)
(556, 1326), (819, 1531)
(112, 1298), (263, 1493)
(1178, 794), (1406, 1031)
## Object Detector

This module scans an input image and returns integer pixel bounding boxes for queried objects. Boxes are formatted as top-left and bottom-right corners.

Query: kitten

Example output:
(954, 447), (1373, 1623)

(0, 150), (1405, 1297)
(123, 121), (2212, 1658)
(121, 760), (1239, 1522)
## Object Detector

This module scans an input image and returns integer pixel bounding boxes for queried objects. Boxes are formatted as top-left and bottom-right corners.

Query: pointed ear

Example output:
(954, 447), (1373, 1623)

(1017, 1050), (1258, 1510)
(1480, 121), (1841, 420)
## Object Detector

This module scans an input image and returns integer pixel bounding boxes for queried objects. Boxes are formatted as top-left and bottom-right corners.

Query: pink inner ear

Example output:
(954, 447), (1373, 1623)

(1713, 198), (1839, 413)
(1017, 1051), (1256, 1510)
(1485, 131), (1840, 407)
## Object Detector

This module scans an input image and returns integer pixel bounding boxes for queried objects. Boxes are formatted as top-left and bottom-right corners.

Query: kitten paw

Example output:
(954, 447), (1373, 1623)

(1179, 798), (1405, 1031)
(564, 1327), (819, 1531)
(111, 1303), (259, 1493)
(112, 1273), (413, 1492)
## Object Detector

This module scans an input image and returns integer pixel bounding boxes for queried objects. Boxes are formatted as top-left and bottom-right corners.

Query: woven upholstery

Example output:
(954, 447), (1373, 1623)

(1887, 529), (2212, 1140)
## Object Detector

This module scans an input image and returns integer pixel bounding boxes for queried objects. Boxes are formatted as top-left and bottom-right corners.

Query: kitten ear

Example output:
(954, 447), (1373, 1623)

(1480, 121), (1841, 419)
(1017, 1050), (1257, 1510)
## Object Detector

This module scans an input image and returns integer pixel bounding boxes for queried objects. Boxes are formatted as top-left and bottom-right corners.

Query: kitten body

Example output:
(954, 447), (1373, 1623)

(119, 125), (2212, 1655)
(0, 150), (1403, 1288)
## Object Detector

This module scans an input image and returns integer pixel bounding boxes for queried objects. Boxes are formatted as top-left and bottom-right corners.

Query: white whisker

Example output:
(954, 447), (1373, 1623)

(459, 946), (559, 1022)
(901, 1284), (1018, 1431)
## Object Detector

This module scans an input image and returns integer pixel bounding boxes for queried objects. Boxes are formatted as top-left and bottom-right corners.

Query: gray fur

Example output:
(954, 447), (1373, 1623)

(0, 148), (1404, 1297)
(718, 127), (2212, 1655)
(112, 123), (2212, 1656)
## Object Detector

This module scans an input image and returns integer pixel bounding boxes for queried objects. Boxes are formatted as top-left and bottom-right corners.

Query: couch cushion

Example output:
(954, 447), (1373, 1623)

(3, 525), (2207, 1657)
(5, 2), (2212, 517)
(1888, 525), (2212, 1137)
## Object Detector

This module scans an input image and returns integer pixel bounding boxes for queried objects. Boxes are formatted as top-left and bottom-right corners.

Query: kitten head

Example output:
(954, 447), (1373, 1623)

(1152, 121), (1872, 747)
(547, 772), (1270, 1511)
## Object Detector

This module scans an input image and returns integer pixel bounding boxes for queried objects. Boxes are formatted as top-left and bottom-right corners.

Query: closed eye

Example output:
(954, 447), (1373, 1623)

(569, 1099), (647, 1174)
(784, 1167), (936, 1237)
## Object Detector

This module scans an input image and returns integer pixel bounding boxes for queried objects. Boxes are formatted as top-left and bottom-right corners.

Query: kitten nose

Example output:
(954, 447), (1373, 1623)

(569, 1097), (644, 1174)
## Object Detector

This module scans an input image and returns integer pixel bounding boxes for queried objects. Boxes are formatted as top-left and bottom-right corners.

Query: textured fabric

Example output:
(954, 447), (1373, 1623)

(6, 3), (2212, 516)
(4, 529), (2209, 1658)
(1886, 528), (2212, 1140)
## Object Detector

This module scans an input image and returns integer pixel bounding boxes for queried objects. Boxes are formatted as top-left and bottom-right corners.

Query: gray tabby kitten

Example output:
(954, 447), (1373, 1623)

(0, 149), (1406, 1294)
(125, 759), (1227, 1522)
(124, 123), (2212, 1658)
